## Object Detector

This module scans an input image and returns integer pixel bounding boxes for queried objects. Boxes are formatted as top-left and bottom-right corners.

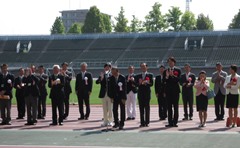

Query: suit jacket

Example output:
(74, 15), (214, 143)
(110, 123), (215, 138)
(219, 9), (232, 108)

(126, 74), (138, 94)
(108, 74), (127, 100)
(0, 73), (15, 99)
(75, 71), (93, 99)
(14, 76), (24, 97)
(135, 72), (154, 100)
(96, 71), (111, 98)
(223, 74), (240, 95)
(211, 70), (227, 95)
(37, 73), (48, 97)
(64, 70), (72, 95)
(22, 74), (40, 97)
(163, 67), (181, 94)
(48, 74), (65, 99)
(154, 74), (165, 96)
(179, 72), (196, 95)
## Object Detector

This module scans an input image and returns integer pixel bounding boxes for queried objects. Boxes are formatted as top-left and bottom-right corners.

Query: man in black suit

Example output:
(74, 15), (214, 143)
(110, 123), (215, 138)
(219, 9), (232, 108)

(155, 65), (167, 120)
(37, 65), (48, 119)
(61, 62), (72, 120)
(96, 63), (113, 126)
(75, 62), (93, 120)
(126, 65), (137, 120)
(48, 65), (65, 126)
(14, 68), (25, 119)
(108, 66), (127, 130)
(0, 64), (15, 125)
(22, 68), (40, 125)
(135, 63), (154, 127)
(163, 57), (181, 127)
(179, 63), (196, 120)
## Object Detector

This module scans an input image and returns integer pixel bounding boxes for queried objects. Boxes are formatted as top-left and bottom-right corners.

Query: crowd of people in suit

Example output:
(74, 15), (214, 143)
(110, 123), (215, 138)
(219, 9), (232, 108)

(0, 56), (240, 129)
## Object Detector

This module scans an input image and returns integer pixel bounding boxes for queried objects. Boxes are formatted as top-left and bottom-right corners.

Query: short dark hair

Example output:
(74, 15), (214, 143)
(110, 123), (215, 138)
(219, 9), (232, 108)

(140, 62), (148, 67)
(104, 62), (111, 68)
(159, 65), (165, 69)
(230, 64), (238, 72)
(167, 56), (176, 63)
(184, 63), (191, 67)
(38, 65), (45, 69)
(61, 62), (68, 66)
(111, 66), (119, 72)
(1, 64), (8, 69)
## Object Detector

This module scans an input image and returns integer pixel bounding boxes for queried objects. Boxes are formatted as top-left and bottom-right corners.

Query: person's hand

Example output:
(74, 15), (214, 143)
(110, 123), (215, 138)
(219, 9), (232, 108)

(88, 92), (91, 96)
(111, 98), (114, 103)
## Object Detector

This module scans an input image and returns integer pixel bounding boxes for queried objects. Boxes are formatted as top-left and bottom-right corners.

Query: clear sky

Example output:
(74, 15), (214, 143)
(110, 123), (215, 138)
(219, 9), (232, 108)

(0, 0), (239, 35)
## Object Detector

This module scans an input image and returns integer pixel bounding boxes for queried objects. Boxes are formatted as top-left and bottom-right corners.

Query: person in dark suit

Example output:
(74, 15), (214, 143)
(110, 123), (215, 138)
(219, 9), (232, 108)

(135, 63), (154, 127)
(179, 63), (196, 120)
(96, 63), (113, 127)
(211, 62), (227, 121)
(22, 68), (40, 125)
(61, 62), (72, 120)
(0, 64), (15, 125)
(126, 65), (137, 120)
(108, 66), (127, 130)
(155, 65), (167, 120)
(163, 57), (181, 127)
(14, 68), (25, 119)
(75, 62), (93, 120)
(37, 65), (48, 119)
(48, 65), (65, 126)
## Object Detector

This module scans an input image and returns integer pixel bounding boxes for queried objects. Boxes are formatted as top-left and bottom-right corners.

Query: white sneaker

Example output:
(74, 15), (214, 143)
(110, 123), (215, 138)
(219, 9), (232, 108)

(107, 122), (113, 126)
(202, 123), (206, 127)
(101, 123), (107, 127)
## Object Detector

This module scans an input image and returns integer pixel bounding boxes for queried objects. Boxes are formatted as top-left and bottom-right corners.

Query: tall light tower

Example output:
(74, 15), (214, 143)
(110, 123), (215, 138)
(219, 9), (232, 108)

(186, 0), (192, 12)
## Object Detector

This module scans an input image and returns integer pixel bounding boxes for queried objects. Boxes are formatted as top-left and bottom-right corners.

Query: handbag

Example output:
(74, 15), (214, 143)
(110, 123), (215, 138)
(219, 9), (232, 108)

(207, 89), (215, 99)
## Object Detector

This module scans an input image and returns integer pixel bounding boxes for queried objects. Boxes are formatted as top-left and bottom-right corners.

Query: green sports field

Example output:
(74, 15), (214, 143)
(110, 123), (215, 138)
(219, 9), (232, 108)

(11, 80), (215, 105)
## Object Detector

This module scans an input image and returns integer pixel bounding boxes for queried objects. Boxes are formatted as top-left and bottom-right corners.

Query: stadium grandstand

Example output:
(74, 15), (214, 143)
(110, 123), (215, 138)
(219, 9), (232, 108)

(1, 30), (240, 77)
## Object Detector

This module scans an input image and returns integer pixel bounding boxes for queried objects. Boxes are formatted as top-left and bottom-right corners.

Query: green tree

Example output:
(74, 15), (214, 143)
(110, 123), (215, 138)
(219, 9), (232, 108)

(229, 9), (240, 29)
(181, 11), (196, 30)
(144, 2), (166, 32)
(166, 6), (182, 31)
(196, 13), (214, 30)
(82, 6), (105, 33)
(50, 17), (65, 34)
(67, 23), (82, 34)
(130, 15), (144, 32)
(114, 6), (129, 32)
(102, 14), (112, 33)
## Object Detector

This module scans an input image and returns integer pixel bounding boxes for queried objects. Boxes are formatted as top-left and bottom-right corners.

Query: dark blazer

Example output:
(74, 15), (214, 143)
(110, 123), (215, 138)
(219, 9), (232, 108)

(135, 72), (154, 100)
(179, 72), (196, 95)
(37, 73), (48, 97)
(14, 76), (24, 97)
(96, 72), (112, 98)
(0, 73), (15, 99)
(108, 74), (127, 100)
(64, 70), (72, 95)
(48, 74), (65, 99)
(75, 71), (93, 99)
(22, 74), (40, 97)
(154, 74), (165, 95)
(126, 74), (138, 94)
(163, 67), (181, 94)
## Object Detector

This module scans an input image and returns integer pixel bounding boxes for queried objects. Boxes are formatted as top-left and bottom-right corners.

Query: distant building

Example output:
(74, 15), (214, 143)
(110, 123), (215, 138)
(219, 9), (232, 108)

(60, 9), (89, 32)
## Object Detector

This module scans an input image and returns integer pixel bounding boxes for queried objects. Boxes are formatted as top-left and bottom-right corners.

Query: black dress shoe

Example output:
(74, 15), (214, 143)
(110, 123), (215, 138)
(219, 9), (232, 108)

(165, 124), (173, 127)
(119, 126), (124, 130)
(126, 117), (132, 120)
(189, 117), (193, 120)
(131, 117), (135, 120)
(38, 117), (45, 119)
(160, 118), (166, 121)
(33, 120), (38, 123)
(49, 123), (57, 126)
(173, 124), (178, 127)
(59, 122), (63, 126)
(25, 122), (34, 125)
(113, 124), (119, 128)
(145, 124), (149, 127)
(139, 124), (145, 127)
(16, 117), (24, 119)
(78, 117), (84, 120)
(85, 117), (89, 120)
(0, 122), (6, 125)
(182, 117), (188, 120)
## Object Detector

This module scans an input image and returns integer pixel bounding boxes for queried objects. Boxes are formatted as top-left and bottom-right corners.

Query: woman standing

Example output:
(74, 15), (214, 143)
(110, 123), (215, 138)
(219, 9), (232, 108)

(194, 71), (209, 127)
(224, 65), (240, 127)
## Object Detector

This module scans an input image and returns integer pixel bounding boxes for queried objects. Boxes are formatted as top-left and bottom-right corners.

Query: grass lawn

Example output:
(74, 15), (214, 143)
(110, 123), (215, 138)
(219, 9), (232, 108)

(10, 80), (216, 105)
